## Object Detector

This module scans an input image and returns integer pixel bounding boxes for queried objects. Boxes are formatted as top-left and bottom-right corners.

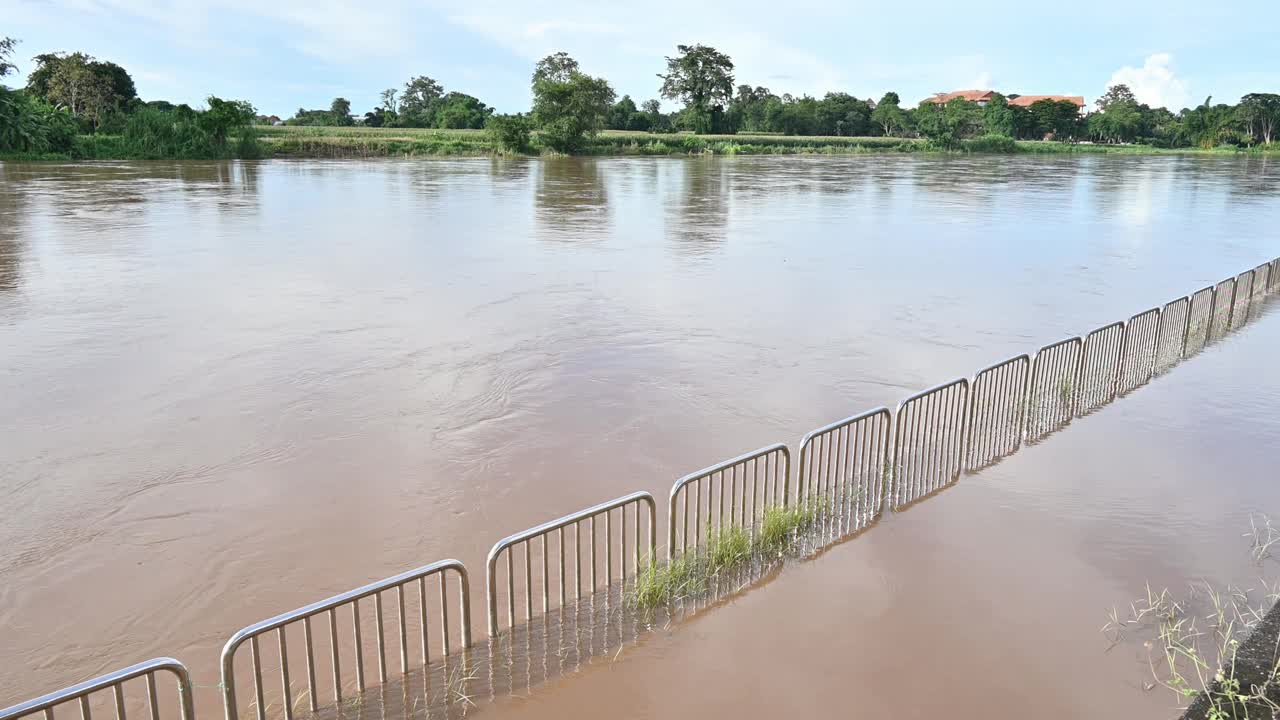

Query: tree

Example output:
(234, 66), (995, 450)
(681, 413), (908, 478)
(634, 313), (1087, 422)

(486, 113), (532, 153)
(1096, 84), (1137, 111)
(379, 88), (398, 114)
(982, 93), (1016, 137)
(531, 52), (614, 152)
(871, 92), (906, 136)
(815, 92), (871, 136)
(658, 44), (734, 134)
(88, 60), (136, 103)
(199, 96), (256, 146)
(1239, 93), (1280, 145)
(1028, 99), (1079, 139)
(329, 97), (352, 126)
(434, 92), (491, 129)
(726, 85), (775, 133)
(400, 75), (443, 126)
(24, 52), (134, 129)
(1, 36), (18, 78)
(914, 98), (981, 147)
(607, 95), (638, 130)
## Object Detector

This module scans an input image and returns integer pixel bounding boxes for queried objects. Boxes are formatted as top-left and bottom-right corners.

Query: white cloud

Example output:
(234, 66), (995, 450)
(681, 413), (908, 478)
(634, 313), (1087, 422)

(1107, 53), (1190, 110)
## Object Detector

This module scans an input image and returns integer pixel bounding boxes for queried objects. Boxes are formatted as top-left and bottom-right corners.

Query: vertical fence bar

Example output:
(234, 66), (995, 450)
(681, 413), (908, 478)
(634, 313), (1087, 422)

(796, 408), (892, 540)
(667, 445), (791, 561)
(1026, 337), (1082, 441)
(1118, 308), (1160, 395)
(1076, 321), (1125, 414)
(891, 378), (969, 510)
(1154, 296), (1190, 375)
(966, 355), (1031, 470)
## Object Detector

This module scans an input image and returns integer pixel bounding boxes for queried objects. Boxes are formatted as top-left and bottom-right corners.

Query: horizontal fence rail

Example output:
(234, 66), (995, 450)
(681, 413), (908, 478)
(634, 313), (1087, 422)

(221, 560), (471, 720)
(796, 408), (892, 537)
(487, 491), (656, 637)
(1076, 321), (1125, 414)
(891, 379), (969, 509)
(1154, 296), (1189, 375)
(1026, 337), (1082, 441)
(1, 659), (194, 720)
(967, 354), (1030, 470)
(668, 444), (790, 560)
(1118, 308), (1161, 395)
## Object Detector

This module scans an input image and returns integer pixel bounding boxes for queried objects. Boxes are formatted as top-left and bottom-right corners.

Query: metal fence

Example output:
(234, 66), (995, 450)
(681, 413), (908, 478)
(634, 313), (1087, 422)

(1209, 278), (1235, 340)
(1118, 308), (1161, 395)
(1026, 337), (1082, 441)
(220, 560), (471, 720)
(891, 379), (969, 509)
(668, 444), (790, 560)
(967, 355), (1031, 470)
(1, 660), (194, 720)
(487, 491), (656, 637)
(1076, 322), (1125, 413)
(11, 254), (1280, 720)
(1185, 285), (1215, 355)
(795, 408), (892, 536)
(1154, 296), (1189, 375)
(1231, 270), (1253, 330)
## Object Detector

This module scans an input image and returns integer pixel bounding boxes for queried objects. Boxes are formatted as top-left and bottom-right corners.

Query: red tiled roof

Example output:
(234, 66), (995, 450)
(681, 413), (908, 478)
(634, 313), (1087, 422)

(1008, 95), (1085, 108)
(922, 89), (995, 105)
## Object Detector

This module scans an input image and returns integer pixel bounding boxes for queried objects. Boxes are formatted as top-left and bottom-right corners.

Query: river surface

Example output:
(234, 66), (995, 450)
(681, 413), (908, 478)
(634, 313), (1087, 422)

(2, 155), (1279, 717)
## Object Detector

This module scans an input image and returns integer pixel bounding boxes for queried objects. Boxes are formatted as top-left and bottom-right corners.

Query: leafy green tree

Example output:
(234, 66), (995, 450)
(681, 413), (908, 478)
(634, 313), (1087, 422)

(871, 92), (906, 136)
(486, 113), (532, 152)
(329, 97), (352, 126)
(1096, 84), (1137, 111)
(400, 75), (443, 126)
(379, 88), (398, 114)
(1088, 84), (1142, 143)
(531, 52), (614, 152)
(89, 60), (136, 103)
(658, 44), (734, 134)
(199, 96), (256, 146)
(815, 92), (871, 136)
(982, 93), (1015, 137)
(914, 98), (982, 147)
(434, 92), (491, 129)
(43, 53), (116, 129)
(1177, 97), (1243, 148)
(1, 36), (19, 78)
(0, 86), (78, 153)
(726, 85), (774, 133)
(1027, 99), (1079, 140)
(607, 95), (638, 130)
(640, 98), (671, 133)
(1239, 93), (1280, 145)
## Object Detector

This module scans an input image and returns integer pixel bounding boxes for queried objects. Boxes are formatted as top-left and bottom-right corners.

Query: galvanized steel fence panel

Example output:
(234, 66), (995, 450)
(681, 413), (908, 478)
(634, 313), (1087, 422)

(1026, 337), (1082, 441)
(1271, 258), (1280, 291)
(796, 408), (891, 536)
(1209, 278), (1235, 340)
(966, 355), (1030, 470)
(1185, 286), (1215, 355)
(221, 560), (471, 720)
(1154, 296), (1189, 375)
(891, 379), (969, 509)
(487, 492), (656, 636)
(1118, 308), (1160, 395)
(1, 659), (194, 720)
(669, 445), (789, 560)
(1253, 263), (1270, 298)
(1076, 322), (1125, 414)
(1230, 271), (1253, 330)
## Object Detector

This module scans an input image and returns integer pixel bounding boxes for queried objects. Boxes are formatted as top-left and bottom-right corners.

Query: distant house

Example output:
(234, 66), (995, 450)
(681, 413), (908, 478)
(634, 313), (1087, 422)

(922, 90), (1087, 113)
(1007, 95), (1086, 113)
(922, 89), (997, 107)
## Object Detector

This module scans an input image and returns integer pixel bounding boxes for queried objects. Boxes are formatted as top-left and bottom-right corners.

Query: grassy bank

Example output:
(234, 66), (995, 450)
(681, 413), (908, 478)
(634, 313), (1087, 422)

(4, 125), (1279, 161)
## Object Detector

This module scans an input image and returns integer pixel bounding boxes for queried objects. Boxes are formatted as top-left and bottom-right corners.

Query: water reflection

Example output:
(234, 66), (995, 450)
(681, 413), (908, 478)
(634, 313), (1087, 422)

(535, 158), (608, 240)
(665, 159), (730, 252)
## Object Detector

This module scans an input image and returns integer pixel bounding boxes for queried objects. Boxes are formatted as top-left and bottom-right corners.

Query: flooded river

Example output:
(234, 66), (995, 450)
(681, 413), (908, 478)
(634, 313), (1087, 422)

(2, 155), (1279, 717)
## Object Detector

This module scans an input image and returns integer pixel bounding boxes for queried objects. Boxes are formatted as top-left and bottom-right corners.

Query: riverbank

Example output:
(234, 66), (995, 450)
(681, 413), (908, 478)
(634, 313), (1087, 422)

(2, 125), (1277, 161)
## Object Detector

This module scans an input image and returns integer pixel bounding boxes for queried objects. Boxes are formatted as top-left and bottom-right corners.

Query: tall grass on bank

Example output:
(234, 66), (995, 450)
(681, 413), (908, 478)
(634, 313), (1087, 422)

(631, 502), (825, 610)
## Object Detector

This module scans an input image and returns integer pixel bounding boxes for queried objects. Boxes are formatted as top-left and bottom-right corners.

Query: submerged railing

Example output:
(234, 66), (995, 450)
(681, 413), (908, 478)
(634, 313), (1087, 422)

(6, 255), (1279, 720)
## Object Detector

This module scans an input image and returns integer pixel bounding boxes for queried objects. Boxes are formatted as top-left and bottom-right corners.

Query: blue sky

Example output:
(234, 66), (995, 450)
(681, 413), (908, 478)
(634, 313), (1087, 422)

(4, 0), (1278, 118)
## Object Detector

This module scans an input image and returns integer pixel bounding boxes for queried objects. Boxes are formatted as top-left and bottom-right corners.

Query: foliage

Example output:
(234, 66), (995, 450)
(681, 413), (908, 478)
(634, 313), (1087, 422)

(485, 113), (532, 153)
(871, 91), (907, 137)
(1239, 94), (1280, 145)
(658, 44), (734, 134)
(530, 52), (615, 153)
(1088, 85), (1143, 143)
(433, 92), (491, 129)
(116, 96), (260, 159)
(399, 75), (443, 126)
(329, 97), (352, 126)
(1, 36), (18, 78)
(0, 86), (78, 153)
(982, 93), (1016, 137)
(1029, 99), (1082, 140)
(914, 97), (983, 147)
(964, 133), (1017, 152)
(24, 52), (136, 130)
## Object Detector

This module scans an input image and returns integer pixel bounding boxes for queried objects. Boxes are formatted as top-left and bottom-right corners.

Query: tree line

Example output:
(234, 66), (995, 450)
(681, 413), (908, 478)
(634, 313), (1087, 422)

(1, 37), (259, 157)
(4, 36), (1279, 157)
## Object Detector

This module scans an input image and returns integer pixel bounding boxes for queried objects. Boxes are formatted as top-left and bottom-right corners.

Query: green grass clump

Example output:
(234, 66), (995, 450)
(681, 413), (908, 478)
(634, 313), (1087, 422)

(631, 500), (830, 611)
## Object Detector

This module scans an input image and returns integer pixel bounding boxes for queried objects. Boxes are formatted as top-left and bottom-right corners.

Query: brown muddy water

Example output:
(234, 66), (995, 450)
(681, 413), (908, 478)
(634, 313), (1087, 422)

(2, 155), (1279, 718)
